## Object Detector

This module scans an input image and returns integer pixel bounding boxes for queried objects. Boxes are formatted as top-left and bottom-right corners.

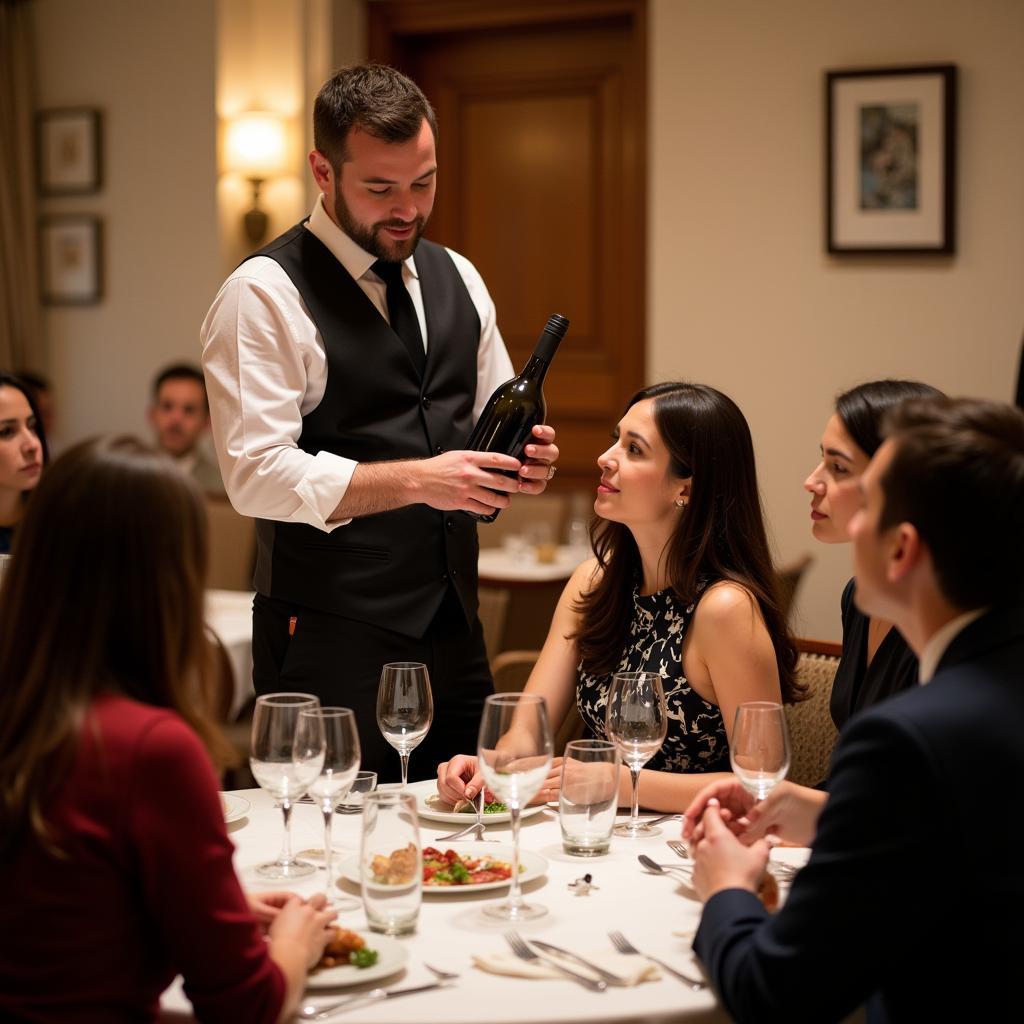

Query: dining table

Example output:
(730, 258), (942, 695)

(160, 782), (810, 1023)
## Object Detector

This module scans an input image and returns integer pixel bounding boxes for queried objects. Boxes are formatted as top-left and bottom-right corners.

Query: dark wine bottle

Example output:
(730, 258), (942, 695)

(464, 313), (570, 523)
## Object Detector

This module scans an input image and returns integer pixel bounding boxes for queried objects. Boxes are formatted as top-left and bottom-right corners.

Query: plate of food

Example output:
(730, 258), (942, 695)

(406, 779), (547, 826)
(220, 793), (250, 824)
(341, 843), (549, 895)
(306, 930), (408, 989)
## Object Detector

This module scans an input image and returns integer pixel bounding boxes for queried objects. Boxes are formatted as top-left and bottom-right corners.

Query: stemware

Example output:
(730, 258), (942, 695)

(477, 692), (553, 921)
(376, 662), (433, 787)
(730, 701), (791, 800)
(606, 671), (668, 838)
(249, 692), (323, 879)
(297, 707), (361, 907)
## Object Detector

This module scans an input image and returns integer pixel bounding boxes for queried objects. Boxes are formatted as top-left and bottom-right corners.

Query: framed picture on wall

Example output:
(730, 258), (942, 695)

(36, 108), (103, 195)
(826, 64), (956, 255)
(40, 215), (103, 305)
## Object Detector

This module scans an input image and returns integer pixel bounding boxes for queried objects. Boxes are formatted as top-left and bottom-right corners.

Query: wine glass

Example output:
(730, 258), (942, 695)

(606, 671), (667, 838)
(477, 692), (553, 921)
(730, 701), (791, 800)
(297, 707), (361, 907)
(376, 662), (433, 786)
(249, 692), (323, 879)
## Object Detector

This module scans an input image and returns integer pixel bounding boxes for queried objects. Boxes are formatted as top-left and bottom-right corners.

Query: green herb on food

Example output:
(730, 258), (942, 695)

(483, 802), (508, 814)
(350, 947), (379, 968)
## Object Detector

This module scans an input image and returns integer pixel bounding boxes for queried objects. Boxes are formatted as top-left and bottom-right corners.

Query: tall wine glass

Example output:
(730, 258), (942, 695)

(730, 702), (791, 800)
(606, 671), (667, 838)
(376, 662), (433, 786)
(297, 707), (361, 907)
(477, 693), (553, 921)
(249, 692), (323, 879)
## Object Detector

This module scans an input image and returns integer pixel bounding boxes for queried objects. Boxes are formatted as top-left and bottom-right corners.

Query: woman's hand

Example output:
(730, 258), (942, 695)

(531, 756), (562, 805)
(247, 890), (296, 933)
(691, 799), (771, 901)
(268, 893), (337, 970)
(436, 754), (485, 803)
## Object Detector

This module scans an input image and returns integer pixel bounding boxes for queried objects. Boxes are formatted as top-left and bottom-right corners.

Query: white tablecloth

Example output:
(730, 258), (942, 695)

(161, 788), (809, 1023)
(478, 545), (588, 585)
(205, 589), (255, 718)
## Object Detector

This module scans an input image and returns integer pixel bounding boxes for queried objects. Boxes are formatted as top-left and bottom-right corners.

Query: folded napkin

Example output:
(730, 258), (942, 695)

(473, 948), (659, 985)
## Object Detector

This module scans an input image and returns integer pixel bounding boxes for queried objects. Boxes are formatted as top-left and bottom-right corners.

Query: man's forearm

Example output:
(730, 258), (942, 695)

(328, 460), (422, 522)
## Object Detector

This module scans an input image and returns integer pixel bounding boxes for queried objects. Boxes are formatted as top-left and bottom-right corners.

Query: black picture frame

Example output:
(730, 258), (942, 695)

(826, 64), (956, 255)
(36, 107), (103, 196)
(39, 215), (103, 306)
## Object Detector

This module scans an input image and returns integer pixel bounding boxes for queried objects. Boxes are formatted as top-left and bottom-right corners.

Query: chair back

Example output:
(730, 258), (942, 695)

(204, 496), (256, 591)
(784, 642), (841, 787)
(490, 649), (586, 758)
(478, 585), (511, 663)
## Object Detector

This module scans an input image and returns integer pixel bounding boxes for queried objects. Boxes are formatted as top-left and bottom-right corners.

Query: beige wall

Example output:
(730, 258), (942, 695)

(31, 0), (1024, 642)
(649, 0), (1024, 640)
(33, 0), (219, 442)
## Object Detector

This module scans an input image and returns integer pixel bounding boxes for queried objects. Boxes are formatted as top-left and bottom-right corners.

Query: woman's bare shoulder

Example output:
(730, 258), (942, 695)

(693, 580), (762, 628)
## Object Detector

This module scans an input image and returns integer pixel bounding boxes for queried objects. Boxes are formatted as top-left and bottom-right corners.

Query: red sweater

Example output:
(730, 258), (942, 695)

(0, 693), (285, 1022)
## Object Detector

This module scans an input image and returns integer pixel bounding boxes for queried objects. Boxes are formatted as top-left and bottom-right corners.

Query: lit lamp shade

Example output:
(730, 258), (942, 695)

(224, 112), (288, 180)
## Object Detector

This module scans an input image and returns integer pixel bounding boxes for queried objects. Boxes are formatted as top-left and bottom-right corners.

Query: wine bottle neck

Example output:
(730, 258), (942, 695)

(519, 354), (551, 382)
(527, 326), (565, 372)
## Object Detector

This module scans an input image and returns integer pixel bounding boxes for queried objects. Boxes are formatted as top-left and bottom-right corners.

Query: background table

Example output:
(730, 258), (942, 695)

(205, 589), (255, 719)
(162, 788), (808, 1023)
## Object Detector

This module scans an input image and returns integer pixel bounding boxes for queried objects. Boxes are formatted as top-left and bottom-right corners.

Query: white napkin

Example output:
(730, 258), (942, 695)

(473, 948), (659, 985)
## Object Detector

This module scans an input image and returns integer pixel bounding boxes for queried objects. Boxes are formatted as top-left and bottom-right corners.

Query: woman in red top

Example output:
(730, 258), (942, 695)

(0, 436), (335, 1023)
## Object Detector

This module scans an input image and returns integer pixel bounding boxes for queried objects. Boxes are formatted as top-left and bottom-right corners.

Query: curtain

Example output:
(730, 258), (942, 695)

(0, 0), (42, 372)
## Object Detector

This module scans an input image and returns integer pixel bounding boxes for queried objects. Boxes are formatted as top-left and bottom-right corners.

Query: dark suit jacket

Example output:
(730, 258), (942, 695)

(694, 604), (1024, 1024)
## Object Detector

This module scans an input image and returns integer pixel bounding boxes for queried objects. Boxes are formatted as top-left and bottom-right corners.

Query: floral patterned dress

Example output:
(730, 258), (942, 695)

(576, 583), (730, 773)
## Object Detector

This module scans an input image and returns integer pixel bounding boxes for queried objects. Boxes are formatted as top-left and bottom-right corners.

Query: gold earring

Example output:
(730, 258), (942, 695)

(675, 498), (687, 509)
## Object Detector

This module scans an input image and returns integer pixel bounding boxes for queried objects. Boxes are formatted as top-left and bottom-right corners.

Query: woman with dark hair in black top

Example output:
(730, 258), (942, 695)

(804, 379), (943, 730)
(0, 373), (48, 554)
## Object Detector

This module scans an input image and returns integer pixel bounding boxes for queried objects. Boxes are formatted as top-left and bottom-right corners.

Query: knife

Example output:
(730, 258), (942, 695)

(301, 980), (451, 1021)
(528, 940), (631, 987)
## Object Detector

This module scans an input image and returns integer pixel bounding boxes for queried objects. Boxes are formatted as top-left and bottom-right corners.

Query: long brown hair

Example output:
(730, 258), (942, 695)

(0, 436), (233, 856)
(574, 382), (799, 700)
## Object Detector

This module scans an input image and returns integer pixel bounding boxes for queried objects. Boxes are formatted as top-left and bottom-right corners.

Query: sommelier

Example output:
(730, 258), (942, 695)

(201, 63), (559, 781)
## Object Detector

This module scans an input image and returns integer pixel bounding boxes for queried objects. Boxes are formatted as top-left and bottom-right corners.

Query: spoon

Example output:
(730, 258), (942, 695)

(637, 854), (692, 876)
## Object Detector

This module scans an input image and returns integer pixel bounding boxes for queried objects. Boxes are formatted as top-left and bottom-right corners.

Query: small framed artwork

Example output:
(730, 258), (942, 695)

(36, 108), (103, 195)
(826, 64), (956, 255)
(39, 216), (103, 305)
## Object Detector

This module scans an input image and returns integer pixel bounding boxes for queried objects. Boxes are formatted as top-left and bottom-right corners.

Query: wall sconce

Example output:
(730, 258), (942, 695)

(224, 111), (288, 245)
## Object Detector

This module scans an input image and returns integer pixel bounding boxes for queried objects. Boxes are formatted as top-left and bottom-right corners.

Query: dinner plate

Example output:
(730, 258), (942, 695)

(305, 934), (408, 990)
(340, 844), (548, 895)
(220, 793), (250, 823)
(405, 778), (547, 825)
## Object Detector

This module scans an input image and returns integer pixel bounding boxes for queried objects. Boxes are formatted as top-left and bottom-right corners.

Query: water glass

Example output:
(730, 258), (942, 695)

(338, 770), (378, 812)
(559, 739), (620, 856)
(377, 662), (433, 786)
(360, 791), (421, 935)
(730, 701), (791, 800)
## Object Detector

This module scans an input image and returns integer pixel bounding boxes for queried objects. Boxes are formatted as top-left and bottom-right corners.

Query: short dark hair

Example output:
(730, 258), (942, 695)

(313, 63), (437, 171)
(836, 379), (944, 458)
(880, 397), (1024, 609)
(152, 363), (207, 406)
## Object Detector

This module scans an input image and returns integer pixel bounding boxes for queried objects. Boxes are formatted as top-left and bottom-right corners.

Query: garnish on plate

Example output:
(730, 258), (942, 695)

(313, 927), (379, 971)
(421, 846), (520, 886)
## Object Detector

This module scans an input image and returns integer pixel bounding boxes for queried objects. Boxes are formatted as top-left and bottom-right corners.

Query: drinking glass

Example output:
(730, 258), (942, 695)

(360, 791), (421, 935)
(730, 701), (791, 800)
(477, 693), (553, 920)
(376, 662), (433, 787)
(606, 671), (667, 838)
(338, 770), (378, 812)
(298, 707), (361, 907)
(559, 739), (620, 856)
(249, 692), (322, 879)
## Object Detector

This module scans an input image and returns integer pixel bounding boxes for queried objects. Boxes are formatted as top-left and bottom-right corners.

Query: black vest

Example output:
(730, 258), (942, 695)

(247, 223), (481, 637)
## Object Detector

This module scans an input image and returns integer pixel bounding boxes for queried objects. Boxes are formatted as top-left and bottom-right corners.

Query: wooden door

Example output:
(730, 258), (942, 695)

(367, 0), (647, 493)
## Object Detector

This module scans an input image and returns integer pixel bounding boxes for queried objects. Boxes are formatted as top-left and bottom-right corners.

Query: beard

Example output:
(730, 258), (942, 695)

(332, 183), (429, 263)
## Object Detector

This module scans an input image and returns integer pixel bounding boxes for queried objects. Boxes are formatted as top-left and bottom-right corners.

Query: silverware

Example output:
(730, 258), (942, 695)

(298, 964), (458, 1020)
(529, 939), (630, 987)
(504, 932), (607, 992)
(637, 854), (692, 876)
(434, 790), (498, 842)
(638, 812), (682, 827)
(667, 839), (691, 859)
(608, 930), (706, 991)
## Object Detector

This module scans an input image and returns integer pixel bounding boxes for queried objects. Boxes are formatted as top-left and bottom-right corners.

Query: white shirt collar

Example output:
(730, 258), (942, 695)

(306, 196), (419, 283)
(918, 607), (988, 684)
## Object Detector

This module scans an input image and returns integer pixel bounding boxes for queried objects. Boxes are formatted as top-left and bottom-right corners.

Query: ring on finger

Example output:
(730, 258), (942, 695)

(547, 464), (557, 481)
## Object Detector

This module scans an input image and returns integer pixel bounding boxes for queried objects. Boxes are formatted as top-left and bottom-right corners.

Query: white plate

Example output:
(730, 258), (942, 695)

(340, 843), (548, 895)
(405, 778), (547, 826)
(221, 793), (250, 823)
(305, 934), (408, 990)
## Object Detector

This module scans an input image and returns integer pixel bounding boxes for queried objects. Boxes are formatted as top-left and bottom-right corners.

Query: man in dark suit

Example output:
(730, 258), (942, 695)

(683, 396), (1024, 1023)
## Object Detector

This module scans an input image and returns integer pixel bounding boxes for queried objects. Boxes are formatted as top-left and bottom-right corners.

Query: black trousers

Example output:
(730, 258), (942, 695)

(252, 587), (493, 784)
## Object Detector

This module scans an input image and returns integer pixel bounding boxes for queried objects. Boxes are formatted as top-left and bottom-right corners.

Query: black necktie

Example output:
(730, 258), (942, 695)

(372, 259), (425, 377)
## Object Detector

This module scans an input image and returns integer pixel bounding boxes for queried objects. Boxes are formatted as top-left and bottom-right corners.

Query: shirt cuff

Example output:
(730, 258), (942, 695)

(292, 450), (357, 531)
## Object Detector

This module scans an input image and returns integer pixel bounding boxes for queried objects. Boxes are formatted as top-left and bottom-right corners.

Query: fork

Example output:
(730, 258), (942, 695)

(504, 932), (607, 991)
(434, 790), (496, 842)
(608, 930), (706, 991)
(298, 964), (458, 1020)
(667, 839), (691, 859)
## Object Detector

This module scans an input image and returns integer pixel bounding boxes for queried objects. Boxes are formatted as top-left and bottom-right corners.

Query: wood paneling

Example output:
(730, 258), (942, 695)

(368, 0), (647, 492)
